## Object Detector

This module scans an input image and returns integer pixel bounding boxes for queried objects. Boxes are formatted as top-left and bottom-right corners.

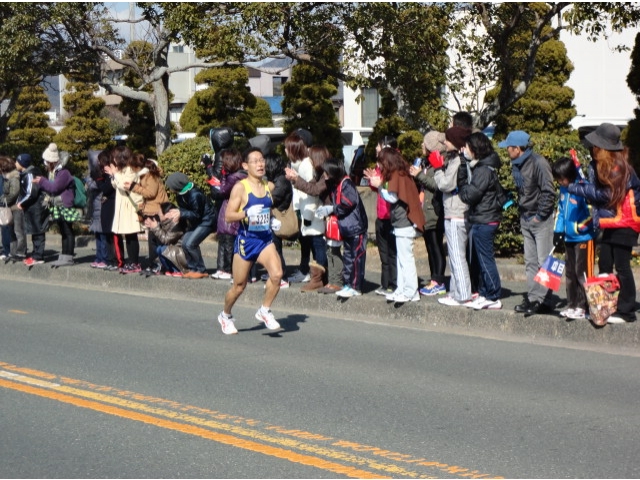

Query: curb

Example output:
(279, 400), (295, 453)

(2, 234), (640, 352)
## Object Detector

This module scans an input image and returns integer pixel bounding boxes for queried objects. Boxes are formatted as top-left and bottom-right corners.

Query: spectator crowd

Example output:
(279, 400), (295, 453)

(1, 115), (638, 332)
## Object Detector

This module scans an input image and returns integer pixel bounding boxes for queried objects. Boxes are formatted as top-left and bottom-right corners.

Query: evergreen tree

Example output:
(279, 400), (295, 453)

(54, 79), (112, 167)
(7, 85), (57, 156)
(248, 97), (273, 128)
(180, 66), (258, 138)
(282, 62), (343, 158)
(118, 41), (160, 158)
(483, 4), (577, 138)
(626, 32), (640, 173)
(489, 35), (577, 137)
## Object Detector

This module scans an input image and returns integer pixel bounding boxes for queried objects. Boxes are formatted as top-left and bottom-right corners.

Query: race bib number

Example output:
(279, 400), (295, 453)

(248, 207), (270, 232)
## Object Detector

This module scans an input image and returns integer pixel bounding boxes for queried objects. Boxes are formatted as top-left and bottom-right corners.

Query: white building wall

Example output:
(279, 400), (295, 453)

(561, 28), (636, 129)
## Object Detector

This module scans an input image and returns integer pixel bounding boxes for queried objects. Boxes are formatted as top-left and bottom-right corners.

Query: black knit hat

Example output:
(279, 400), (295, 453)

(16, 153), (32, 169)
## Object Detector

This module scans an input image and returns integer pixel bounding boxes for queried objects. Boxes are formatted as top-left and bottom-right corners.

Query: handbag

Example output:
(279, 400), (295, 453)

(272, 201), (298, 239)
(584, 273), (620, 326)
(325, 214), (342, 241)
(324, 176), (348, 242)
(0, 200), (12, 226)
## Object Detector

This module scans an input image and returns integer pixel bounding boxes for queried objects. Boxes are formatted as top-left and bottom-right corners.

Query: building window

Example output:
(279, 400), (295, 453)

(172, 45), (184, 53)
(361, 88), (379, 128)
(273, 77), (287, 96)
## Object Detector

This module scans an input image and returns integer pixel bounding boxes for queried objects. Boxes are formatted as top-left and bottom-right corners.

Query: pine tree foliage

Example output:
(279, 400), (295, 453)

(7, 85), (56, 155)
(282, 62), (343, 159)
(118, 41), (158, 158)
(54, 80), (112, 163)
(180, 66), (259, 138)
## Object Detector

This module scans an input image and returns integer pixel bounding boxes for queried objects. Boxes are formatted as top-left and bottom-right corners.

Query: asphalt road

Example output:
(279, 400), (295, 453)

(2, 278), (640, 478)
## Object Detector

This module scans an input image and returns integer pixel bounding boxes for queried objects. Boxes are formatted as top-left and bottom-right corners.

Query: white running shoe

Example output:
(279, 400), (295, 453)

(218, 313), (238, 335)
(438, 296), (462, 307)
(607, 315), (626, 324)
(288, 270), (310, 283)
(464, 296), (486, 308)
(393, 292), (420, 303)
(473, 298), (503, 310)
(559, 308), (576, 318)
(255, 309), (281, 330)
(566, 308), (585, 320)
(336, 286), (362, 298)
(211, 271), (232, 280)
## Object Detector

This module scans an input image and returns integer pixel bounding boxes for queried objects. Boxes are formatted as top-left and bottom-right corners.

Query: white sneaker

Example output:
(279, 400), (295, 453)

(255, 309), (281, 330)
(218, 313), (238, 335)
(392, 292), (420, 303)
(464, 296), (486, 308)
(438, 296), (462, 306)
(0, 254), (7, 260)
(566, 308), (586, 320)
(473, 298), (503, 310)
(211, 270), (232, 280)
(607, 315), (627, 324)
(279, 280), (289, 288)
(288, 270), (310, 283)
(559, 308), (576, 318)
(336, 286), (361, 298)
(385, 290), (399, 302)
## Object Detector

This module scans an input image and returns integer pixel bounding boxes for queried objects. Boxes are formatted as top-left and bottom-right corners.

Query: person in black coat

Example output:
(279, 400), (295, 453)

(95, 150), (119, 270)
(165, 172), (216, 279)
(16, 159), (48, 264)
(265, 153), (292, 287)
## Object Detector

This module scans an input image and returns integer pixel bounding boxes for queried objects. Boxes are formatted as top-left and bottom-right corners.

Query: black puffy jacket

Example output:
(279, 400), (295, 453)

(458, 152), (504, 225)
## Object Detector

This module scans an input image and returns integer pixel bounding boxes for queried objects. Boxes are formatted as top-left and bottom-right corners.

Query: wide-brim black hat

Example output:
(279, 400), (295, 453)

(584, 123), (623, 151)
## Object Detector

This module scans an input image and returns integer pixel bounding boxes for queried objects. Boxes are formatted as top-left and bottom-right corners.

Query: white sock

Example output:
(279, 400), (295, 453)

(260, 305), (270, 314)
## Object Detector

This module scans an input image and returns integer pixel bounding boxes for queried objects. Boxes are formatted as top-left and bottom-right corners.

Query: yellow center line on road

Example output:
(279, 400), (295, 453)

(0, 362), (501, 479)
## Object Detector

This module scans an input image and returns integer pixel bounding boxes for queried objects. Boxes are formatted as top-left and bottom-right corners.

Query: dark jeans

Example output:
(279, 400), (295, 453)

(94, 232), (109, 264)
(57, 219), (75, 256)
(9, 208), (27, 257)
(599, 241), (637, 321)
(306, 234), (328, 269)
(157, 245), (179, 273)
(183, 225), (213, 273)
(376, 218), (397, 290)
(31, 233), (45, 261)
(423, 223), (446, 285)
(470, 223), (501, 301)
(216, 233), (235, 273)
(1, 225), (10, 256)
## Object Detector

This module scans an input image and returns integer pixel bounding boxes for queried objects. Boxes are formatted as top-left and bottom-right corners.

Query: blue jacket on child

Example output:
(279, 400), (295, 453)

(554, 182), (596, 243)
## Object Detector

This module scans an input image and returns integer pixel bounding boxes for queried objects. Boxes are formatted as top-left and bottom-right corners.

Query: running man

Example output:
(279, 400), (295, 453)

(217, 147), (283, 334)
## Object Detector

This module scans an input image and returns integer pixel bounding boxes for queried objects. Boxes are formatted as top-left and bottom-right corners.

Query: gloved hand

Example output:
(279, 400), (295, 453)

(270, 217), (281, 232)
(201, 153), (213, 168)
(553, 232), (565, 247)
(428, 151), (444, 170)
(457, 161), (469, 187)
(246, 204), (264, 219)
(315, 205), (334, 219)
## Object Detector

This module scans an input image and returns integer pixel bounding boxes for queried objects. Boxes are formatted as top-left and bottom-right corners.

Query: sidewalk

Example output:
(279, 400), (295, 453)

(2, 234), (639, 353)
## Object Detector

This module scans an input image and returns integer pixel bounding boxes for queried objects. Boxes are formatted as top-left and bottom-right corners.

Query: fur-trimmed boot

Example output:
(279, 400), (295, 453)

(51, 254), (74, 268)
(300, 262), (326, 292)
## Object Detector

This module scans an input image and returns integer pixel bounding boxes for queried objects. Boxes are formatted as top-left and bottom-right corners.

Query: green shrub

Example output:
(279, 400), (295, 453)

(157, 137), (212, 202)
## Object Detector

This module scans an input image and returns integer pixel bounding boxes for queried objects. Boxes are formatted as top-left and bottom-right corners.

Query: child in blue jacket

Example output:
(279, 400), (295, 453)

(552, 157), (597, 320)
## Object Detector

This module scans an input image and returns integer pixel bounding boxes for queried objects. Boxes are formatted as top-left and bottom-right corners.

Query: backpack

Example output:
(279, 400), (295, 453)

(72, 176), (87, 208)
